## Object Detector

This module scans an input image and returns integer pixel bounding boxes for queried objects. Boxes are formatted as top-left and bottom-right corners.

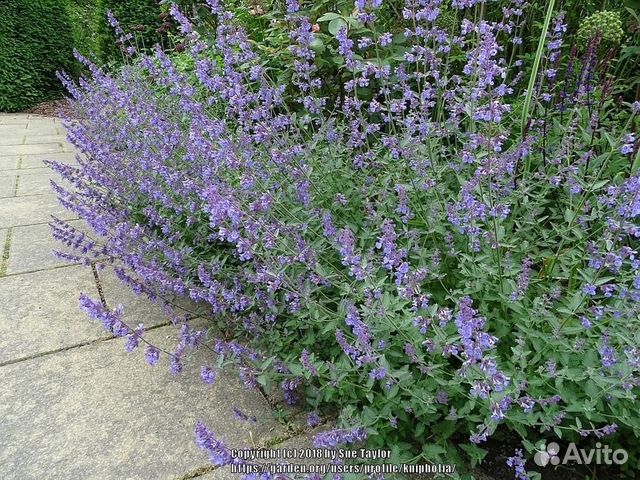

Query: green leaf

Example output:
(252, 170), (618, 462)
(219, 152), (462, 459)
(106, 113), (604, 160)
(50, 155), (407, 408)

(317, 12), (342, 22)
(584, 379), (600, 399)
(309, 37), (325, 53)
(521, 0), (556, 135)
(422, 443), (447, 460)
(621, 46), (640, 55)
(328, 18), (347, 36)
(460, 444), (488, 467)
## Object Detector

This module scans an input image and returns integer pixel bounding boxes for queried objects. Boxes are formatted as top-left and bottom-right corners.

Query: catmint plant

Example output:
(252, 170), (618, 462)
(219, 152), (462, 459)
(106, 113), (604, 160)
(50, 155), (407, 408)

(48, 0), (640, 477)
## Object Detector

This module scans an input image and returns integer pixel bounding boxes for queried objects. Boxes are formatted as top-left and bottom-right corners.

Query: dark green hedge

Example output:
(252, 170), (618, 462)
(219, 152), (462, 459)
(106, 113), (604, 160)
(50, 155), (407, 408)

(0, 0), (75, 112)
(94, 0), (165, 64)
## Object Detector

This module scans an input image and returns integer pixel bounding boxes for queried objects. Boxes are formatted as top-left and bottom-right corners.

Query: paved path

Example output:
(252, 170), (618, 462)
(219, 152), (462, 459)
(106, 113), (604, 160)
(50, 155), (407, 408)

(0, 114), (315, 480)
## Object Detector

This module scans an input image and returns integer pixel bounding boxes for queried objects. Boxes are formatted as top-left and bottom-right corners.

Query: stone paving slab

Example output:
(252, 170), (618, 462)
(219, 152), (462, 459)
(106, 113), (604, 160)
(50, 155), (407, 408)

(0, 134), (27, 146)
(2, 166), (51, 176)
(0, 116), (29, 125)
(97, 266), (190, 329)
(23, 117), (62, 127)
(0, 265), (107, 364)
(24, 134), (68, 144)
(0, 175), (16, 198)
(20, 152), (78, 170)
(0, 132), (68, 146)
(0, 123), (28, 130)
(5, 222), (76, 274)
(26, 115), (62, 124)
(0, 169), (70, 199)
(0, 226), (7, 264)
(0, 143), (66, 156)
(0, 323), (285, 480)
(24, 125), (61, 136)
(15, 171), (69, 196)
(0, 122), (28, 129)
(0, 194), (76, 227)
(0, 155), (20, 170)
(0, 131), (27, 143)
(27, 119), (62, 128)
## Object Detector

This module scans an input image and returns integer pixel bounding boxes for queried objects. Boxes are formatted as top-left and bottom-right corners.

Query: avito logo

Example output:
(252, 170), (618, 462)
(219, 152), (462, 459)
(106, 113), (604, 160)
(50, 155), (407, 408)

(534, 442), (628, 467)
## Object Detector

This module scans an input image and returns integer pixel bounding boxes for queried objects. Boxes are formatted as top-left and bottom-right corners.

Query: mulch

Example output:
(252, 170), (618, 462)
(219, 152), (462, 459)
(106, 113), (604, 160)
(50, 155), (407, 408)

(24, 99), (75, 118)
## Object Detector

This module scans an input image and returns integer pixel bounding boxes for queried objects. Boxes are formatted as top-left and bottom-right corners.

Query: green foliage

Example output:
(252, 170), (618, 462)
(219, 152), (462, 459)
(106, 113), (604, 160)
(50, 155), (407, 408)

(521, 0), (556, 135)
(181, 0), (637, 112)
(94, 0), (166, 64)
(578, 10), (625, 44)
(613, 7), (640, 101)
(57, 0), (640, 475)
(68, 0), (102, 60)
(0, 0), (75, 112)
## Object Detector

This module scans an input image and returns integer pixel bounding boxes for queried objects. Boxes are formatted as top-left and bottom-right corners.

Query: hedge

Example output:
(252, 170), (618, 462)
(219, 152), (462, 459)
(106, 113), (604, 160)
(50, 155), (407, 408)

(94, 0), (165, 65)
(0, 0), (75, 112)
(68, 0), (102, 60)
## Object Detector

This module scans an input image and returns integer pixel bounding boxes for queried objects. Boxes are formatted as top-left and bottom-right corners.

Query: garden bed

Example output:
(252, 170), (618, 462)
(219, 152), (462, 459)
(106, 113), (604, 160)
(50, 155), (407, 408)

(47, 0), (640, 478)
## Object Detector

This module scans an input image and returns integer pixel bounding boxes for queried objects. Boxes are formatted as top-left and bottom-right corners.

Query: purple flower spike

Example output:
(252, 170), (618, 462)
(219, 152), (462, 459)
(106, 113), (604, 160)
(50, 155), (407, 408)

(232, 406), (257, 423)
(307, 411), (321, 427)
(312, 427), (367, 448)
(506, 449), (529, 480)
(195, 421), (234, 466)
(145, 345), (160, 366)
(200, 366), (216, 385)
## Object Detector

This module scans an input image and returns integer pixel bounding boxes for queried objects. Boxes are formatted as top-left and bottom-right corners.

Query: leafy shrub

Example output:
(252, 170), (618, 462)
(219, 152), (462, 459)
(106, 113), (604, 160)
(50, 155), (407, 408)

(68, 0), (102, 60)
(93, 0), (166, 64)
(0, 0), (75, 112)
(578, 10), (625, 44)
(613, 6), (640, 102)
(51, 0), (640, 478)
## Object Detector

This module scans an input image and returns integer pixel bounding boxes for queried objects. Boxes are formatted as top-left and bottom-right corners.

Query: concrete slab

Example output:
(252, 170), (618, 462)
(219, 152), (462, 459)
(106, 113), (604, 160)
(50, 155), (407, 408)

(0, 155), (20, 171)
(97, 266), (192, 329)
(0, 323), (285, 480)
(0, 227), (8, 267)
(24, 125), (61, 136)
(7, 167), (51, 176)
(0, 115), (29, 125)
(27, 116), (61, 124)
(26, 121), (62, 132)
(0, 143), (65, 156)
(0, 128), (27, 144)
(0, 265), (107, 364)
(0, 123), (28, 130)
(24, 135), (68, 145)
(0, 174), (16, 198)
(0, 136), (25, 146)
(6, 222), (75, 274)
(0, 195), (76, 228)
(20, 152), (77, 170)
(14, 172), (66, 196)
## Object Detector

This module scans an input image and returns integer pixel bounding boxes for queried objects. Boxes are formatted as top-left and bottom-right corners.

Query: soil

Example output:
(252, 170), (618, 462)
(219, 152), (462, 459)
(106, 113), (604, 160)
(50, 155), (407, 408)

(23, 99), (74, 118)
